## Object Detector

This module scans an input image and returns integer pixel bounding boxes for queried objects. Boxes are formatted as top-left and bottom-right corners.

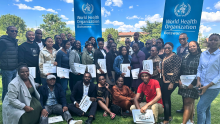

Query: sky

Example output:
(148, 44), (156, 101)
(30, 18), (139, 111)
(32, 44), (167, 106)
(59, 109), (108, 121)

(0, 0), (220, 37)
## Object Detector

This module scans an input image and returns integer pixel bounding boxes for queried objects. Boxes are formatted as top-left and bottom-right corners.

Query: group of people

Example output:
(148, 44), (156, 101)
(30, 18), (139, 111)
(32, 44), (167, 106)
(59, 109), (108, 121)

(0, 26), (220, 124)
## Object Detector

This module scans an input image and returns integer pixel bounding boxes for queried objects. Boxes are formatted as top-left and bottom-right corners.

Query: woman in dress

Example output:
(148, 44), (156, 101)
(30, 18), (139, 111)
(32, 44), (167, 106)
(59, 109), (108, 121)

(2, 63), (42, 124)
(178, 41), (202, 124)
(161, 42), (181, 124)
(156, 38), (165, 59)
(97, 75), (116, 119)
(197, 33), (220, 124)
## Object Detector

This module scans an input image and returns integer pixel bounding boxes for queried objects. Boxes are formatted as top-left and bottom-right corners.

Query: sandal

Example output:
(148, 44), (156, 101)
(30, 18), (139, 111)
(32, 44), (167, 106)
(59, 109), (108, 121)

(103, 111), (108, 117)
(110, 113), (116, 119)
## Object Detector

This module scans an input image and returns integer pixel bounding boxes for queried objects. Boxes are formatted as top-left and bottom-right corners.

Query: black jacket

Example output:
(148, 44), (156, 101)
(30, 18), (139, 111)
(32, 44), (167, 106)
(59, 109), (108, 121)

(34, 39), (46, 47)
(38, 83), (67, 109)
(53, 43), (60, 51)
(70, 81), (97, 103)
(94, 48), (107, 69)
(0, 35), (18, 70)
(106, 50), (118, 77)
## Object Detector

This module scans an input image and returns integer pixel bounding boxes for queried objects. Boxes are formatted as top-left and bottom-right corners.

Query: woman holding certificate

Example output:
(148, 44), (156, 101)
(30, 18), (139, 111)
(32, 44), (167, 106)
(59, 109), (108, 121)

(113, 46), (132, 87)
(55, 40), (71, 95)
(161, 42), (181, 124)
(39, 37), (57, 85)
(196, 34), (220, 124)
(178, 41), (201, 124)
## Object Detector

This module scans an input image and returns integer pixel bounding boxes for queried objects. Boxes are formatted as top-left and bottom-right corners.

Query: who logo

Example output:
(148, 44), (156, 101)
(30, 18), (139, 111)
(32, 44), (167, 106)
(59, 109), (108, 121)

(82, 3), (94, 14)
(174, 2), (191, 17)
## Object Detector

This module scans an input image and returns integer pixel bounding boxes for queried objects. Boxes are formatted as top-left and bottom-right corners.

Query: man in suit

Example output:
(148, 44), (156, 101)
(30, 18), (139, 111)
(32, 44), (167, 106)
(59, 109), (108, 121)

(68, 72), (97, 124)
(34, 29), (45, 51)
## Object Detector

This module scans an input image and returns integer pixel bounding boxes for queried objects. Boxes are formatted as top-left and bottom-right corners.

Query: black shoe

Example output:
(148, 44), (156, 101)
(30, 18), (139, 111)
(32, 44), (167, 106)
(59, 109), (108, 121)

(176, 108), (184, 113)
(85, 119), (92, 124)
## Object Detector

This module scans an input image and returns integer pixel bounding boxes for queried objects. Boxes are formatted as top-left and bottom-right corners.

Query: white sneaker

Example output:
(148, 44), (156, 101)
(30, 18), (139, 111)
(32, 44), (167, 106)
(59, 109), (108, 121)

(69, 120), (83, 124)
(186, 119), (194, 124)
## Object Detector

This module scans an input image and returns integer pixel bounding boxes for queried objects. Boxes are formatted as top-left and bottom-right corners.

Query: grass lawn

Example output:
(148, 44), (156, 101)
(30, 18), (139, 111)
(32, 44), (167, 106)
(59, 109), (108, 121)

(0, 76), (220, 124)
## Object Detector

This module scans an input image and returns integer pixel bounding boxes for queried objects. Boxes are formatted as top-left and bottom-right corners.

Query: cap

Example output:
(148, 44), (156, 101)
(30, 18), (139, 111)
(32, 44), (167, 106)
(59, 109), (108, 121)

(138, 70), (152, 78)
(47, 75), (56, 80)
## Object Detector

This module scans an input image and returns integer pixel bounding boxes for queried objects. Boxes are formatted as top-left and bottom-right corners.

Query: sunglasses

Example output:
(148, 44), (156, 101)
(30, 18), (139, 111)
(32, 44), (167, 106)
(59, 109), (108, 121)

(156, 42), (162, 44)
(179, 38), (186, 41)
(164, 47), (171, 50)
(10, 30), (18, 33)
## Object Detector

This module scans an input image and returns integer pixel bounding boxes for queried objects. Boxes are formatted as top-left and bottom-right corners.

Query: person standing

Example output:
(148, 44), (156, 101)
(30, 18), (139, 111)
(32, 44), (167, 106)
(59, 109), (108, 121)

(53, 35), (62, 51)
(60, 33), (66, 41)
(197, 34), (220, 124)
(125, 38), (134, 55)
(131, 43), (145, 92)
(18, 31), (41, 84)
(55, 40), (71, 95)
(152, 38), (157, 46)
(130, 32), (144, 49)
(69, 37), (76, 51)
(39, 37), (57, 85)
(34, 29), (45, 51)
(141, 40), (153, 60)
(103, 38), (114, 53)
(156, 38), (165, 59)
(67, 33), (72, 40)
(161, 42), (181, 124)
(88, 36), (98, 50)
(0, 26), (18, 101)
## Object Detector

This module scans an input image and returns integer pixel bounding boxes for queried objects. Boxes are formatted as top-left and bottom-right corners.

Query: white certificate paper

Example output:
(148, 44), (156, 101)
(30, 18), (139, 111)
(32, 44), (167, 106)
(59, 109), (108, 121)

(74, 63), (86, 74)
(142, 60), (153, 74)
(48, 115), (63, 123)
(16, 67), (36, 78)
(43, 64), (56, 74)
(120, 64), (130, 77)
(132, 109), (155, 124)
(97, 59), (107, 74)
(131, 68), (140, 79)
(87, 64), (96, 78)
(57, 67), (69, 79)
(180, 75), (196, 86)
(79, 95), (92, 113)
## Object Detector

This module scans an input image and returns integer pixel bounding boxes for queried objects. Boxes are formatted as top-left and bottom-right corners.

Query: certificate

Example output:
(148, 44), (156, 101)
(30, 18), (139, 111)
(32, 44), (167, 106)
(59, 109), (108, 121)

(48, 115), (63, 123)
(97, 59), (107, 74)
(142, 60), (153, 74)
(16, 67), (36, 78)
(132, 109), (155, 124)
(79, 95), (92, 113)
(131, 68), (140, 79)
(74, 63), (86, 74)
(180, 75), (196, 86)
(43, 64), (56, 74)
(87, 64), (96, 78)
(120, 64), (130, 77)
(57, 67), (69, 79)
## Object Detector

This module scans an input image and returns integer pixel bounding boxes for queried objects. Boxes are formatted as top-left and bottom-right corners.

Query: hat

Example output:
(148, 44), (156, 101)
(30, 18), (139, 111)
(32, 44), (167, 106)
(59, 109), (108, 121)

(47, 75), (56, 80)
(138, 70), (152, 78)
(85, 41), (93, 47)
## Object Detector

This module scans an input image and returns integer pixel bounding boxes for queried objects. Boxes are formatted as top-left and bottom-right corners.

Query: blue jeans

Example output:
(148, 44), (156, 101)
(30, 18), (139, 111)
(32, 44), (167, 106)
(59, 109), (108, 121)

(60, 78), (68, 95)
(1, 69), (17, 101)
(41, 78), (47, 86)
(197, 88), (220, 124)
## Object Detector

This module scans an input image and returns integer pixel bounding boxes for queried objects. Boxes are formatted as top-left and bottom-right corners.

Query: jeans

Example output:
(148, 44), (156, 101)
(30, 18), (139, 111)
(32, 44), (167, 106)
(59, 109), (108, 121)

(1, 69), (17, 101)
(197, 88), (220, 124)
(60, 78), (68, 95)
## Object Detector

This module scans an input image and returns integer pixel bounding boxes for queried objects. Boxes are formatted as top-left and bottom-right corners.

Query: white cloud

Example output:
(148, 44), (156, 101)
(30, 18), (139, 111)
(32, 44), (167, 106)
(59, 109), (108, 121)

(145, 14), (163, 22)
(13, 3), (58, 13)
(201, 11), (220, 22)
(136, 5), (139, 6)
(102, 28), (106, 32)
(63, 0), (73, 3)
(105, 0), (123, 7)
(15, 0), (19, 2)
(126, 15), (143, 19)
(200, 25), (212, 34)
(61, 15), (69, 20)
(101, 7), (111, 17)
(24, 0), (33, 2)
(213, 24), (217, 26)
(104, 20), (124, 26)
(65, 21), (75, 25)
(129, 5), (133, 9)
(117, 24), (135, 32)
(111, 9), (113, 11)
(57, 9), (61, 11)
(72, 8), (74, 11)
(206, 7), (212, 10)
(134, 21), (146, 28)
(214, 1), (220, 10)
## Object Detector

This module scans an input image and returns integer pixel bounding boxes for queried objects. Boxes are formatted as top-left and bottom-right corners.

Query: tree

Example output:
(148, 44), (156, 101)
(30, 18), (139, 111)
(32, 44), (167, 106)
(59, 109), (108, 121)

(0, 14), (27, 36)
(198, 33), (208, 49)
(102, 28), (118, 43)
(140, 21), (162, 42)
(40, 13), (72, 39)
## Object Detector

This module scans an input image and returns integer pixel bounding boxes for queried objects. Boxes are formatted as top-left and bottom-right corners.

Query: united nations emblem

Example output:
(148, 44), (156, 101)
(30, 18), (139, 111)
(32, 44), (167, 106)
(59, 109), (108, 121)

(82, 3), (94, 14)
(174, 2), (191, 17)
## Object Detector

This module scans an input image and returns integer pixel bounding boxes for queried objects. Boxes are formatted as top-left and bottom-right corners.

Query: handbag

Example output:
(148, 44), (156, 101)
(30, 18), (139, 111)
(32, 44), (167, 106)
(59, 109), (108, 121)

(110, 104), (122, 116)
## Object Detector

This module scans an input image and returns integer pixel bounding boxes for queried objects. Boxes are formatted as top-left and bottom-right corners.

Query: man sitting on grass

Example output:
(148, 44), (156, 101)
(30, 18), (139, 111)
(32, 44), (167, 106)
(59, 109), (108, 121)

(130, 70), (164, 123)
(38, 75), (82, 124)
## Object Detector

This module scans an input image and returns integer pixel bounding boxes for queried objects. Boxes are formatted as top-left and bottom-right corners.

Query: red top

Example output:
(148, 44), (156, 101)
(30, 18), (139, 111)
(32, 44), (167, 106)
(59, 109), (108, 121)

(137, 79), (163, 107)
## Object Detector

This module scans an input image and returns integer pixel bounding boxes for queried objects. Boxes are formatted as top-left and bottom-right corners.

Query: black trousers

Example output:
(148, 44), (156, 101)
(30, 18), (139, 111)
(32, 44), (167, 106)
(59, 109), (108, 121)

(69, 73), (83, 92)
(161, 83), (178, 121)
(68, 101), (97, 117)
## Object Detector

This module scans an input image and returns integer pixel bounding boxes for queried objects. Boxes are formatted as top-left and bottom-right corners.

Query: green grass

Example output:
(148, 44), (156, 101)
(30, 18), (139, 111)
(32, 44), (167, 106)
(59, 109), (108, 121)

(0, 76), (220, 124)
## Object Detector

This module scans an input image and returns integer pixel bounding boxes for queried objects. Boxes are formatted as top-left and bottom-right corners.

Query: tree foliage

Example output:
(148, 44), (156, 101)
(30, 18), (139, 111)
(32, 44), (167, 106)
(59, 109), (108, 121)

(102, 28), (119, 43)
(0, 14), (27, 36)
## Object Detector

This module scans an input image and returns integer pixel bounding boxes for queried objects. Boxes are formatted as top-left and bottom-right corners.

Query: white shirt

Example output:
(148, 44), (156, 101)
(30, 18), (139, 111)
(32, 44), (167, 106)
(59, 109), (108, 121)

(83, 83), (90, 97)
(37, 42), (44, 51)
(129, 47), (134, 55)
(100, 49), (106, 59)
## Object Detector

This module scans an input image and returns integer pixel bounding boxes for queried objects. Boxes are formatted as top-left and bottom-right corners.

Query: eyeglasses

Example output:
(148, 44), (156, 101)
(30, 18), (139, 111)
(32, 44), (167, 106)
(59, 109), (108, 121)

(156, 42), (162, 44)
(164, 47), (171, 50)
(179, 38), (186, 41)
(10, 30), (18, 33)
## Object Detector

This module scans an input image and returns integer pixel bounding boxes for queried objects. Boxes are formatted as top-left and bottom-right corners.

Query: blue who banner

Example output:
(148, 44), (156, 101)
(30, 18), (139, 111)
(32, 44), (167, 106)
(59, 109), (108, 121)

(74, 0), (102, 50)
(161, 0), (204, 52)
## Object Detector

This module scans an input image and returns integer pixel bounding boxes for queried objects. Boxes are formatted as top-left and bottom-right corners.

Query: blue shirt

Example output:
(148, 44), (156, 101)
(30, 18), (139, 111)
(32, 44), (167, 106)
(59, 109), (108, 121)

(197, 49), (220, 89)
(56, 50), (70, 69)
(46, 86), (58, 106)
